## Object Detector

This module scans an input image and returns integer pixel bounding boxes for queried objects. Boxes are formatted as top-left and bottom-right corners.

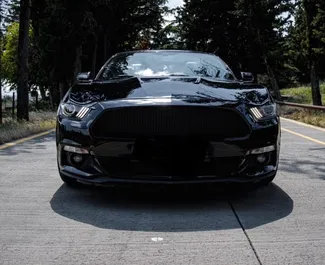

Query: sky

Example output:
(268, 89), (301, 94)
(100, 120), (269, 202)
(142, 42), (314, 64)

(167, 0), (184, 8)
(165, 0), (184, 22)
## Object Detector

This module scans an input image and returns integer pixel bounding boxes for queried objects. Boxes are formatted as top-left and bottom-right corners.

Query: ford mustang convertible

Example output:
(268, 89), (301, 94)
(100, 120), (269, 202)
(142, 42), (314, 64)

(56, 50), (281, 188)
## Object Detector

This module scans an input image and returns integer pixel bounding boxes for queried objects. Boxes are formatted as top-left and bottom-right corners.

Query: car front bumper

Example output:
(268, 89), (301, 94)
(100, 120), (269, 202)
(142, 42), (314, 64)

(56, 106), (281, 186)
(59, 164), (277, 186)
(57, 135), (280, 186)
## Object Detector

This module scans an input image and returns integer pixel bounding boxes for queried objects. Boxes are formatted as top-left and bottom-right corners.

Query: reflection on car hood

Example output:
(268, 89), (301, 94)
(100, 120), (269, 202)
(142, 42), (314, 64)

(68, 76), (271, 106)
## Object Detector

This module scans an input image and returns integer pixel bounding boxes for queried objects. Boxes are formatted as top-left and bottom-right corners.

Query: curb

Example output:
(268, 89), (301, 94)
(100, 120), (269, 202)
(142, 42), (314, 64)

(0, 129), (55, 150)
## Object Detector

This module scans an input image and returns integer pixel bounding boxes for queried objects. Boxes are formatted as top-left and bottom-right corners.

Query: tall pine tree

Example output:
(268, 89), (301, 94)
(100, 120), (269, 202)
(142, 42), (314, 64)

(177, 0), (294, 99)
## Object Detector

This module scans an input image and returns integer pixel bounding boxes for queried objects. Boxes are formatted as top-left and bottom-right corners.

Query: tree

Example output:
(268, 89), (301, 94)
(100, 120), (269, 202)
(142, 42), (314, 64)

(29, 0), (169, 107)
(177, 0), (294, 99)
(17, 0), (31, 121)
(5, 0), (20, 24)
(236, 0), (294, 100)
(0, 32), (2, 124)
(284, 5), (309, 84)
(155, 22), (184, 49)
(2, 22), (35, 87)
(302, 0), (323, 105)
(0, 0), (8, 124)
(3, 23), (19, 87)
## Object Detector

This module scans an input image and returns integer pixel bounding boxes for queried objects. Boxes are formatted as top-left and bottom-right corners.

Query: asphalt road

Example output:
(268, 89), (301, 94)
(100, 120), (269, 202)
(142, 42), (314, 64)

(1, 117), (325, 265)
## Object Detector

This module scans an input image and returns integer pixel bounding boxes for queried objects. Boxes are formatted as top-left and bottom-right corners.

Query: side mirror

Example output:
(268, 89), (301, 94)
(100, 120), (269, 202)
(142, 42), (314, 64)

(241, 72), (254, 83)
(76, 72), (91, 82)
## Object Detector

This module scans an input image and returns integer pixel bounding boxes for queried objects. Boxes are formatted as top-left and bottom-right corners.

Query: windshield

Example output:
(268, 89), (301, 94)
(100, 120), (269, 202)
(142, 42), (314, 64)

(97, 51), (236, 81)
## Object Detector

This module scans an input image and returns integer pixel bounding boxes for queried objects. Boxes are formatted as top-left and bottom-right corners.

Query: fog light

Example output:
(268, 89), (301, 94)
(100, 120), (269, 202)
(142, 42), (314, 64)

(71, 154), (83, 164)
(256, 154), (267, 164)
(250, 145), (275, 155)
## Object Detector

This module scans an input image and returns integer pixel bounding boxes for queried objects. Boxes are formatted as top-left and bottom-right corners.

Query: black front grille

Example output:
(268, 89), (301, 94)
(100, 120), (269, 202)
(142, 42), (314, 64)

(90, 106), (250, 139)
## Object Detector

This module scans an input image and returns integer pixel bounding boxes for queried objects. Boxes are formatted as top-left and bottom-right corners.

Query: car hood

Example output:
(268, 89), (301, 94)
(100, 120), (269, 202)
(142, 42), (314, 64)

(68, 76), (271, 106)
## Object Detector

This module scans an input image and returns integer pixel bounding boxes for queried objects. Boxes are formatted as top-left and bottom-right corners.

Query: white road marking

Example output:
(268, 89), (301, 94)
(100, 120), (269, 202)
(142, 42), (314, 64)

(151, 237), (164, 242)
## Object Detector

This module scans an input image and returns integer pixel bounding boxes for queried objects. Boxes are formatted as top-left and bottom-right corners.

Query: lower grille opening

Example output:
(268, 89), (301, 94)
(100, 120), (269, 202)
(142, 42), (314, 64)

(95, 156), (244, 180)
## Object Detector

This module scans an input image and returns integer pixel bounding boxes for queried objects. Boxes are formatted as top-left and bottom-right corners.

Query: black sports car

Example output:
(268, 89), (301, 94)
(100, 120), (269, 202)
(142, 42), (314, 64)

(56, 50), (281, 188)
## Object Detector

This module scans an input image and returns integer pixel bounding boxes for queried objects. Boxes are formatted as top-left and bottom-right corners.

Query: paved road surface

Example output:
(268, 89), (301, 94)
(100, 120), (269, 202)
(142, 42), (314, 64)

(1, 118), (325, 265)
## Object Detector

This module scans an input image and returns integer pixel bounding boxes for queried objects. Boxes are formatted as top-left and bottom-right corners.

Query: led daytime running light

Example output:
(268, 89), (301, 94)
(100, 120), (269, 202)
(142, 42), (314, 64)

(250, 107), (263, 119)
(249, 104), (276, 121)
(76, 107), (90, 119)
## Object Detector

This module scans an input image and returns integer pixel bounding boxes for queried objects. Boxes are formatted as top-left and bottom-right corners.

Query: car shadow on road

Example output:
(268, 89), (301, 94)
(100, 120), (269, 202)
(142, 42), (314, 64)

(0, 133), (55, 156)
(50, 183), (293, 232)
(280, 157), (325, 180)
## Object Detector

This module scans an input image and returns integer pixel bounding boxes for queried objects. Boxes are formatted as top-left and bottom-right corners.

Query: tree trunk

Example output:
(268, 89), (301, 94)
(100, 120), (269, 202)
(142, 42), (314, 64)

(249, 0), (281, 101)
(48, 85), (55, 109)
(91, 36), (98, 79)
(310, 63), (322, 105)
(253, 72), (258, 84)
(48, 81), (60, 109)
(72, 44), (82, 84)
(255, 25), (282, 101)
(40, 86), (46, 100)
(54, 83), (60, 107)
(260, 42), (282, 101)
(103, 34), (108, 64)
(17, 0), (31, 121)
(48, 71), (56, 109)
(303, 0), (322, 106)
(59, 81), (66, 101)
(264, 58), (282, 101)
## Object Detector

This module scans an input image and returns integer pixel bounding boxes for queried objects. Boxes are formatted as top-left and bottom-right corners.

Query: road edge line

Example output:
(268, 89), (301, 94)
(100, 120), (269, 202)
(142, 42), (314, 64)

(0, 129), (55, 150)
(282, 127), (325, 146)
(281, 117), (325, 132)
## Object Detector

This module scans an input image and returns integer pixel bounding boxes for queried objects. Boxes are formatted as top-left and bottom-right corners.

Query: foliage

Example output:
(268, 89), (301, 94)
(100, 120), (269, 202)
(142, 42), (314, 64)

(281, 84), (325, 104)
(2, 0), (325, 113)
(177, 0), (294, 80)
(281, 107), (325, 128)
(27, 0), (168, 106)
(285, 1), (325, 83)
(2, 22), (34, 90)
(5, 0), (20, 24)
(0, 111), (56, 144)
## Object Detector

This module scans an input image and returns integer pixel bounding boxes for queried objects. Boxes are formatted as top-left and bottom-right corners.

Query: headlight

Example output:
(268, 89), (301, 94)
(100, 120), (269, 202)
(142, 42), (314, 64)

(61, 103), (91, 119)
(62, 103), (76, 116)
(249, 103), (277, 121)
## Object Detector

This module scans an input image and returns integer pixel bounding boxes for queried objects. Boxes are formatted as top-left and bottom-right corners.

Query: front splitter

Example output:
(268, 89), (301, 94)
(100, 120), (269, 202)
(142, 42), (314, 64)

(60, 168), (277, 187)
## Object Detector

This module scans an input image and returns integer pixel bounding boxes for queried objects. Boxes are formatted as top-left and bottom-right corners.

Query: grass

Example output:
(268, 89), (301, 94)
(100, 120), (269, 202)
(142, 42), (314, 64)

(0, 111), (56, 145)
(280, 84), (325, 128)
(280, 106), (325, 128)
(281, 84), (325, 104)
